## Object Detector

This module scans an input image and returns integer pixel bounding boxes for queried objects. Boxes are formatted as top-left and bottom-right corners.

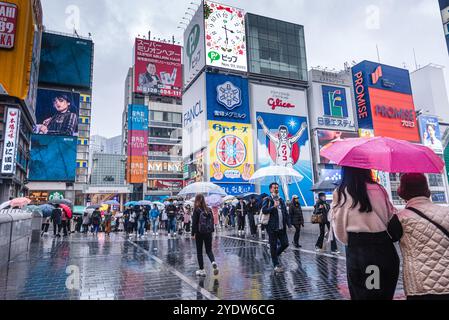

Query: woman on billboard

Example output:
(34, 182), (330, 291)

(34, 94), (78, 136)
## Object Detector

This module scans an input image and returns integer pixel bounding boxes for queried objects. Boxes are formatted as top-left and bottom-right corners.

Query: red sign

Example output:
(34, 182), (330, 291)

(134, 38), (182, 98)
(267, 98), (295, 110)
(153, 180), (183, 191)
(0, 2), (18, 49)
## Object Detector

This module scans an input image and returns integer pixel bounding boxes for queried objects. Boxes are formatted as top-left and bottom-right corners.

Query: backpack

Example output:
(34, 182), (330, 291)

(92, 212), (101, 224)
(166, 205), (177, 218)
(198, 209), (214, 234)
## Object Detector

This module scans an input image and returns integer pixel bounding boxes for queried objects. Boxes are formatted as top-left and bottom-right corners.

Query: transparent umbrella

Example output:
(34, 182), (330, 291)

(250, 166), (304, 184)
(178, 182), (227, 197)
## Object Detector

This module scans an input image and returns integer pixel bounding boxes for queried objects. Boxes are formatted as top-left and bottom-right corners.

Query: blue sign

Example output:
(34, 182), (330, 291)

(352, 62), (374, 130)
(322, 85), (349, 118)
(128, 105), (148, 131)
(206, 73), (250, 124)
(216, 183), (255, 197)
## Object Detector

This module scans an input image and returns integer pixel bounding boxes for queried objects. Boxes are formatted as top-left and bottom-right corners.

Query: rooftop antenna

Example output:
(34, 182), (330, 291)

(376, 44), (381, 63)
(148, 30), (151, 41)
(413, 48), (419, 70)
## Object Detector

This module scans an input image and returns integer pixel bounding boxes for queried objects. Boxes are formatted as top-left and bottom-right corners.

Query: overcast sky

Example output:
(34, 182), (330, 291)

(41, 0), (449, 138)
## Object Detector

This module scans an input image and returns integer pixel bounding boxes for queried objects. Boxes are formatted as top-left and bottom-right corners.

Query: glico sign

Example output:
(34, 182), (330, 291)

(352, 61), (419, 142)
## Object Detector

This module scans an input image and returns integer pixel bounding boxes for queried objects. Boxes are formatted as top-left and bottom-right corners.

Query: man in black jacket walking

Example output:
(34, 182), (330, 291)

(261, 183), (292, 273)
(51, 204), (62, 237)
(247, 196), (259, 237)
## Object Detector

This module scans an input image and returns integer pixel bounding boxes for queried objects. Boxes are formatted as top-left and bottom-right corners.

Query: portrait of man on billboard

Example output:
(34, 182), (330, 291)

(34, 93), (78, 136)
(138, 62), (163, 92)
(423, 122), (443, 151)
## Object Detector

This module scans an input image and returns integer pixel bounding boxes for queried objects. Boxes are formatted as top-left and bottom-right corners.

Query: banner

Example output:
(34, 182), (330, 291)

(317, 130), (359, 164)
(0, 2), (18, 49)
(256, 112), (313, 206)
(418, 115), (443, 154)
(127, 104), (149, 131)
(250, 84), (308, 116)
(204, 1), (247, 72)
(1, 107), (20, 175)
(209, 121), (254, 184)
(127, 130), (148, 157)
(127, 156), (148, 184)
(34, 89), (80, 137)
(134, 38), (182, 97)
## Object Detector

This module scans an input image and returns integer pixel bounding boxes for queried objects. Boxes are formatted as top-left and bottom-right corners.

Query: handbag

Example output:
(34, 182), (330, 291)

(407, 207), (449, 239)
(311, 204), (324, 224)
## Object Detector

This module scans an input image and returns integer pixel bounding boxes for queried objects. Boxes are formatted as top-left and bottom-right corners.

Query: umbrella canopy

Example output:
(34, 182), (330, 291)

(39, 204), (55, 218)
(124, 201), (138, 207)
(250, 166), (304, 184)
(137, 200), (152, 206)
(103, 200), (120, 206)
(223, 195), (236, 203)
(73, 206), (86, 215)
(59, 204), (72, 219)
(206, 194), (224, 207)
(49, 199), (73, 207)
(320, 137), (445, 174)
(178, 182), (227, 197)
(87, 205), (101, 210)
(311, 180), (340, 192)
(0, 201), (11, 211)
(85, 208), (95, 215)
(10, 197), (31, 208)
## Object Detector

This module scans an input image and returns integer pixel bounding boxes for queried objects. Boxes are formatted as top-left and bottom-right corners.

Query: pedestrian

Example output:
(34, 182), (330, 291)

(289, 195), (304, 248)
(91, 208), (101, 236)
(161, 208), (168, 232)
(396, 173), (449, 300)
(166, 199), (178, 238)
(191, 194), (219, 277)
(229, 204), (236, 228)
(50, 205), (63, 237)
(104, 207), (113, 236)
(183, 204), (192, 233)
(150, 204), (160, 236)
(60, 206), (69, 237)
(314, 193), (339, 253)
(75, 215), (82, 232)
(135, 206), (146, 238)
(41, 216), (51, 236)
(123, 207), (130, 235)
(212, 206), (220, 232)
(261, 183), (292, 273)
(332, 166), (400, 300)
(128, 208), (136, 236)
(221, 204), (230, 228)
(235, 198), (247, 235)
(247, 196), (259, 237)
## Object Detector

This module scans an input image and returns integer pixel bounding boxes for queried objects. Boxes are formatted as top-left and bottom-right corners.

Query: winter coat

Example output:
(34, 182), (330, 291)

(261, 196), (291, 233)
(51, 208), (62, 225)
(150, 209), (160, 219)
(289, 202), (304, 226)
(398, 197), (449, 297)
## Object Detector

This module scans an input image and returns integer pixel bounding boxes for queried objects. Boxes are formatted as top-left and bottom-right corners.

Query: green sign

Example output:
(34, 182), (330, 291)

(49, 191), (65, 201)
(208, 51), (220, 64)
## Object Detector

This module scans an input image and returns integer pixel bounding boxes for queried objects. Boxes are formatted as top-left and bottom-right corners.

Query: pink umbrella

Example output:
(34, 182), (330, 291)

(320, 137), (445, 174)
(10, 197), (31, 208)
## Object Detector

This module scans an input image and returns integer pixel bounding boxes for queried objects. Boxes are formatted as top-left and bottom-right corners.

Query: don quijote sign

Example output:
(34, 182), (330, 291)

(0, 2), (18, 49)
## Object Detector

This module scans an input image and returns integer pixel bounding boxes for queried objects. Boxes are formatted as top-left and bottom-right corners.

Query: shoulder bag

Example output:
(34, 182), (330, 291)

(407, 207), (449, 239)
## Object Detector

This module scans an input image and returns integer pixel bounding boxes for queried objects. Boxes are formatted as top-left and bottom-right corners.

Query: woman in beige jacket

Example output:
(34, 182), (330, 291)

(397, 173), (449, 300)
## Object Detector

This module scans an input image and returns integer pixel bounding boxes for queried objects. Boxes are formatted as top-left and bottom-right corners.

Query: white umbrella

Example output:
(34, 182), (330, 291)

(0, 201), (11, 211)
(178, 182), (227, 197)
(223, 195), (236, 203)
(250, 166), (304, 184)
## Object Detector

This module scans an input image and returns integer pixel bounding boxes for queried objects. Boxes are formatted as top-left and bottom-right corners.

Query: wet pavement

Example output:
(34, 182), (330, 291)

(0, 229), (405, 300)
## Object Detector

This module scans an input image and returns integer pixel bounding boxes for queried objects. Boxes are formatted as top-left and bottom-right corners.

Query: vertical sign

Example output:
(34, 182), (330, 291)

(0, 2), (18, 49)
(1, 107), (20, 174)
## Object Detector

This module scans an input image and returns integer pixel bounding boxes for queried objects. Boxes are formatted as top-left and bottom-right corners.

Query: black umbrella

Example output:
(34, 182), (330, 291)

(87, 205), (101, 210)
(311, 180), (340, 192)
(49, 199), (73, 207)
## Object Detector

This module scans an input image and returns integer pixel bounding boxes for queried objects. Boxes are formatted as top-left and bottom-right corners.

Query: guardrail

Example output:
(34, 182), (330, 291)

(0, 209), (42, 267)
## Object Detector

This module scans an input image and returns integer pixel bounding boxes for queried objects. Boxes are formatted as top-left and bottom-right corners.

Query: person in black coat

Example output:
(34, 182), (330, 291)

(315, 193), (338, 253)
(289, 195), (304, 248)
(51, 204), (62, 237)
(261, 183), (292, 273)
(235, 198), (247, 235)
(247, 196), (259, 237)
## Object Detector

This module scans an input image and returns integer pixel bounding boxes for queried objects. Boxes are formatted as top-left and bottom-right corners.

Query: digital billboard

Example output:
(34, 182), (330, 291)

(38, 32), (93, 88)
(134, 38), (182, 97)
(34, 89), (79, 136)
(204, 1), (247, 72)
(418, 115), (443, 154)
(127, 130), (148, 157)
(206, 73), (250, 123)
(317, 130), (359, 164)
(256, 112), (313, 206)
(29, 135), (77, 181)
(127, 104), (149, 131)
(209, 121), (254, 184)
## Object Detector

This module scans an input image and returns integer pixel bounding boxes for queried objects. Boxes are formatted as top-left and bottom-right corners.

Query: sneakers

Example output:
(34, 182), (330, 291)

(274, 266), (284, 273)
(315, 246), (322, 252)
(195, 269), (206, 277)
(212, 262), (219, 276)
(156, 233), (159, 236)
(332, 250), (341, 255)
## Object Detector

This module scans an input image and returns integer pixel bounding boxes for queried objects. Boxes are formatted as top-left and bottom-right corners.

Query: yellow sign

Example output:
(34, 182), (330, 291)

(209, 121), (254, 183)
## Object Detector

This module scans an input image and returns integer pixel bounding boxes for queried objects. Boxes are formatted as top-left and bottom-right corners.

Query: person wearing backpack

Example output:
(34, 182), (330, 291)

(191, 194), (219, 277)
(397, 173), (449, 300)
(166, 200), (178, 238)
(91, 209), (101, 235)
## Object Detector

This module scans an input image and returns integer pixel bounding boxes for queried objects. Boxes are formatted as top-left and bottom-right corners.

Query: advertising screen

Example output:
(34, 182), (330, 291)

(256, 112), (313, 206)
(34, 89), (80, 137)
(127, 104), (149, 131)
(418, 115), (443, 154)
(204, 1), (247, 72)
(127, 156), (148, 184)
(148, 161), (183, 174)
(317, 130), (359, 164)
(134, 38), (182, 97)
(209, 121), (254, 184)
(29, 135), (77, 181)
(0, 2), (18, 49)
(206, 73), (250, 123)
(38, 32), (93, 88)
(127, 130), (148, 157)
(183, 2), (206, 87)
(150, 180), (183, 191)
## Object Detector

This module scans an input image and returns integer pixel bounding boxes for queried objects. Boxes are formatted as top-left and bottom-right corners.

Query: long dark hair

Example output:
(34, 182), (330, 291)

(194, 194), (209, 214)
(335, 167), (377, 213)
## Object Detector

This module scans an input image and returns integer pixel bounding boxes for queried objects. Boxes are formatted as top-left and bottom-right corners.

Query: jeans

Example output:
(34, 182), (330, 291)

(195, 233), (215, 270)
(293, 225), (302, 245)
(316, 222), (338, 251)
(268, 229), (289, 267)
(168, 217), (177, 234)
(151, 218), (159, 233)
(230, 215), (235, 228)
(82, 224), (89, 233)
(248, 213), (257, 235)
(138, 220), (146, 236)
(91, 224), (100, 234)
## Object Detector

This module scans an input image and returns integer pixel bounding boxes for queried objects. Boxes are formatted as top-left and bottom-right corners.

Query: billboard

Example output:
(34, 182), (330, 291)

(204, 1), (247, 72)
(418, 115), (443, 154)
(128, 156), (148, 184)
(38, 32), (93, 88)
(256, 112), (313, 206)
(134, 38), (182, 97)
(148, 161), (182, 174)
(440, 0), (449, 54)
(29, 135), (77, 181)
(209, 121), (254, 184)
(316, 130), (359, 164)
(127, 130), (148, 157)
(34, 89), (79, 136)
(127, 104), (149, 131)
(250, 84), (308, 116)
(0, 2), (17, 49)
(1, 107), (20, 175)
(184, 1), (206, 87)
(150, 180), (183, 191)
(206, 73), (250, 123)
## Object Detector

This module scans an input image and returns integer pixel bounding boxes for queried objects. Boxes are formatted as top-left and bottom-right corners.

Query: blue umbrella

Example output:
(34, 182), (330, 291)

(103, 200), (120, 206)
(137, 200), (152, 206)
(124, 201), (138, 207)
(39, 204), (55, 218)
